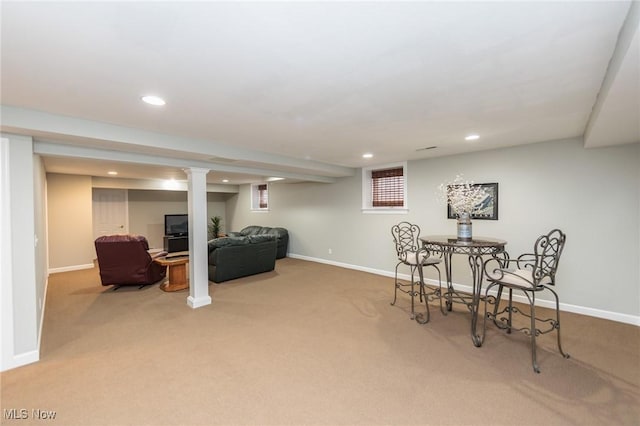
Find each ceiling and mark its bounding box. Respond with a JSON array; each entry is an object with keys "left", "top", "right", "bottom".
[{"left": 1, "top": 1, "right": 638, "bottom": 185}]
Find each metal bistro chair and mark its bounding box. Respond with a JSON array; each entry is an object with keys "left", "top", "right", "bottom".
[
  {"left": 391, "top": 222, "right": 444, "bottom": 323},
  {"left": 482, "top": 229, "right": 570, "bottom": 373}
]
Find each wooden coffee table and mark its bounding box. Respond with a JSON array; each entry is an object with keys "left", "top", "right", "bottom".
[{"left": 154, "top": 256, "right": 189, "bottom": 292}]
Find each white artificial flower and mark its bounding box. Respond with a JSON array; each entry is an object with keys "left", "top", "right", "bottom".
[{"left": 438, "top": 174, "right": 488, "bottom": 218}]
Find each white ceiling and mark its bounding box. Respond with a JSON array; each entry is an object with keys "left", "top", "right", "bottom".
[{"left": 1, "top": 1, "right": 638, "bottom": 184}]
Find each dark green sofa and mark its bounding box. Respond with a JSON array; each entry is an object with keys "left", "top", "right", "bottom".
[
  {"left": 207, "top": 235, "right": 277, "bottom": 283},
  {"left": 227, "top": 226, "right": 289, "bottom": 259}
]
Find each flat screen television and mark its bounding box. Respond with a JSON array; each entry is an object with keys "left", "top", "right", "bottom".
[{"left": 164, "top": 214, "right": 188, "bottom": 236}]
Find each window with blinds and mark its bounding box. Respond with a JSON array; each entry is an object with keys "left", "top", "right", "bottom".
[
  {"left": 361, "top": 162, "right": 408, "bottom": 213},
  {"left": 251, "top": 183, "right": 269, "bottom": 210},
  {"left": 258, "top": 184, "right": 268, "bottom": 209},
  {"left": 371, "top": 167, "right": 404, "bottom": 207}
]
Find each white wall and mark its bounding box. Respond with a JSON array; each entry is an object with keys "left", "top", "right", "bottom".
[
  {"left": 128, "top": 189, "right": 188, "bottom": 249},
  {"left": 47, "top": 173, "right": 94, "bottom": 270},
  {"left": 0, "top": 134, "right": 41, "bottom": 371},
  {"left": 33, "top": 155, "right": 48, "bottom": 337},
  {"left": 128, "top": 189, "right": 230, "bottom": 249},
  {"left": 228, "top": 138, "right": 640, "bottom": 322},
  {"left": 46, "top": 179, "right": 232, "bottom": 269}
]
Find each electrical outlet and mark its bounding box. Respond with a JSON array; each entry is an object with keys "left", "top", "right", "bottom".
[{"left": 328, "top": 248, "right": 332, "bottom": 254}]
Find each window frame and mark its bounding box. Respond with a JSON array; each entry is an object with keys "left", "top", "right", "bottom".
[{"left": 361, "top": 161, "right": 408, "bottom": 214}]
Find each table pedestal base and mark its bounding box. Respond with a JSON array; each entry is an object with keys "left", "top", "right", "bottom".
[{"left": 155, "top": 257, "right": 189, "bottom": 292}]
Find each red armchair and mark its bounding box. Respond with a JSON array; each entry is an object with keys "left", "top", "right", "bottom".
[{"left": 94, "top": 234, "right": 167, "bottom": 289}]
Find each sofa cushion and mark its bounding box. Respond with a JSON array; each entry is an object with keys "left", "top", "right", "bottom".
[
  {"left": 207, "top": 236, "right": 250, "bottom": 251},
  {"left": 247, "top": 234, "right": 275, "bottom": 244},
  {"left": 269, "top": 227, "right": 288, "bottom": 238},
  {"left": 208, "top": 238, "right": 277, "bottom": 283},
  {"left": 239, "top": 225, "right": 264, "bottom": 236},
  {"left": 227, "top": 226, "right": 289, "bottom": 259},
  {"left": 257, "top": 227, "right": 273, "bottom": 235}
]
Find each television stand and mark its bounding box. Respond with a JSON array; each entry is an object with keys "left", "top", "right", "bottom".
[{"left": 164, "top": 235, "right": 188, "bottom": 254}]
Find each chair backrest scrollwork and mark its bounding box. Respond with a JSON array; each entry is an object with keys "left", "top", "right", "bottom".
[
  {"left": 391, "top": 222, "right": 421, "bottom": 261},
  {"left": 531, "top": 229, "right": 566, "bottom": 286}
]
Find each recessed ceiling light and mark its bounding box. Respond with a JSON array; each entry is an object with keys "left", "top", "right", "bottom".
[
  {"left": 141, "top": 95, "right": 166, "bottom": 106},
  {"left": 107, "top": 171, "right": 118, "bottom": 175},
  {"left": 267, "top": 177, "right": 284, "bottom": 182},
  {"left": 222, "top": 179, "right": 229, "bottom": 183},
  {"left": 465, "top": 134, "right": 480, "bottom": 141},
  {"left": 362, "top": 153, "right": 373, "bottom": 159}
]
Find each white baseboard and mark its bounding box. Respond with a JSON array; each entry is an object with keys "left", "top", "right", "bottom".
[
  {"left": 289, "top": 253, "right": 395, "bottom": 278},
  {"left": 48, "top": 263, "right": 94, "bottom": 274},
  {"left": 1, "top": 349, "right": 39, "bottom": 372},
  {"left": 288, "top": 253, "right": 640, "bottom": 326}
]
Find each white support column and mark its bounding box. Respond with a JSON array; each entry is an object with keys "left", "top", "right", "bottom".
[
  {"left": 1, "top": 134, "right": 39, "bottom": 371},
  {"left": 0, "top": 137, "right": 14, "bottom": 371},
  {"left": 184, "top": 168, "right": 211, "bottom": 309}
]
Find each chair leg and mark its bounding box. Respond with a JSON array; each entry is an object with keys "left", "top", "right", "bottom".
[
  {"left": 492, "top": 284, "right": 504, "bottom": 328},
  {"left": 547, "top": 286, "right": 570, "bottom": 360},
  {"left": 434, "top": 265, "right": 446, "bottom": 316},
  {"left": 390, "top": 261, "right": 435, "bottom": 323},
  {"left": 528, "top": 292, "right": 540, "bottom": 374},
  {"left": 409, "top": 265, "right": 416, "bottom": 319},
  {"left": 481, "top": 282, "right": 498, "bottom": 346},
  {"left": 416, "top": 264, "right": 430, "bottom": 324},
  {"left": 391, "top": 263, "right": 401, "bottom": 306},
  {"left": 487, "top": 284, "right": 569, "bottom": 373},
  {"left": 507, "top": 287, "right": 514, "bottom": 334}
]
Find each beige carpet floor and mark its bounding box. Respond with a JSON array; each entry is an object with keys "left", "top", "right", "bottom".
[{"left": 1, "top": 257, "right": 639, "bottom": 425}]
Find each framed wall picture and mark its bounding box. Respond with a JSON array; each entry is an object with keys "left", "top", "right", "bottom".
[{"left": 447, "top": 183, "right": 499, "bottom": 220}]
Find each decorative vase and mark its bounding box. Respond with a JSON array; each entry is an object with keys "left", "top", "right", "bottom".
[{"left": 457, "top": 212, "right": 472, "bottom": 241}]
